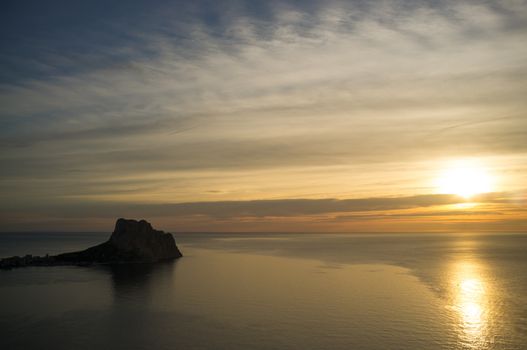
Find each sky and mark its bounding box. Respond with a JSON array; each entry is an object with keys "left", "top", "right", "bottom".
[{"left": 1, "top": 0, "right": 526, "bottom": 232}]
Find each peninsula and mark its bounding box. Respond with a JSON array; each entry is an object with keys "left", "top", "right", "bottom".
[{"left": 0, "top": 218, "right": 183, "bottom": 269}]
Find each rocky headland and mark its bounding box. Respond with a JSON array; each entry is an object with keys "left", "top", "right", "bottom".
[{"left": 0, "top": 218, "right": 182, "bottom": 269}]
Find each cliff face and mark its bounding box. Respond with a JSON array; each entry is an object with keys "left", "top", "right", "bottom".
[
  {"left": 1, "top": 219, "right": 182, "bottom": 269},
  {"left": 109, "top": 218, "right": 182, "bottom": 261}
]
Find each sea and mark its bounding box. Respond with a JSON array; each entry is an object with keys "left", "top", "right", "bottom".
[{"left": 0, "top": 232, "right": 526, "bottom": 350}]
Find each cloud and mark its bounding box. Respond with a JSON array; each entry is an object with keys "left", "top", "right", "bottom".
[
  {"left": 2, "top": 191, "right": 521, "bottom": 232},
  {"left": 1, "top": 1, "right": 527, "bottom": 230},
  {"left": 3, "top": 192, "right": 505, "bottom": 219}
]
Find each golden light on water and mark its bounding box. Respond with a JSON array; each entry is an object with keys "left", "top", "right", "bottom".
[
  {"left": 436, "top": 160, "right": 494, "bottom": 199},
  {"left": 459, "top": 278, "right": 485, "bottom": 332},
  {"left": 452, "top": 259, "right": 491, "bottom": 349}
]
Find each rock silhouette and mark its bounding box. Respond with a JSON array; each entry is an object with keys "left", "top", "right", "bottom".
[{"left": 0, "top": 219, "right": 182, "bottom": 269}]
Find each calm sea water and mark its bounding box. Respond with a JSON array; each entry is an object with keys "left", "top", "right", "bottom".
[{"left": 1, "top": 232, "right": 526, "bottom": 350}]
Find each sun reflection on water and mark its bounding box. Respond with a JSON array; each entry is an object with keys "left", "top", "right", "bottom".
[{"left": 452, "top": 260, "right": 490, "bottom": 349}]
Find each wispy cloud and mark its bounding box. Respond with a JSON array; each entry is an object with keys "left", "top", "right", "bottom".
[
  {"left": 0, "top": 192, "right": 512, "bottom": 219},
  {"left": 1, "top": 0, "right": 527, "bottom": 230}
]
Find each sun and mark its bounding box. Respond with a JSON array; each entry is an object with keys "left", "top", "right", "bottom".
[{"left": 436, "top": 160, "right": 493, "bottom": 199}]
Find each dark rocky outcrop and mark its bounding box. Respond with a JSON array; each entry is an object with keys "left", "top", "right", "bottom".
[{"left": 0, "top": 219, "right": 182, "bottom": 269}]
